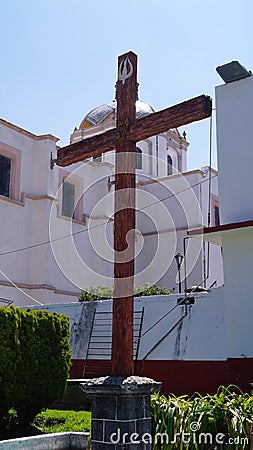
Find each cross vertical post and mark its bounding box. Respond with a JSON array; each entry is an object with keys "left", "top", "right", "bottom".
[
  {"left": 53, "top": 50, "right": 213, "bottom": 381},
  {"left": 111, "top": 51, "right": 138, "bottom": 376}
]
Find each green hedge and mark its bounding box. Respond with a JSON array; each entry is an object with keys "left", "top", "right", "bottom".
[
  {"left": 0, "top": 306, "right": 71, "bottom": 424},
  {"left": 0, "top": 307, "right": 20, "bottom": 419},
  {"left": 79, "top": 283, "right": 171, "bottom": 301}
]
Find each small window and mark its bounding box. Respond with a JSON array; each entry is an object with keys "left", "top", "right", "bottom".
[
  {"left": 0, "top": 155, "right": 11, "bottom": 197},
  {"left": 214, "top": 205, "right": 220, "bottom": 226},
  {"left": 62, "top": 181, "right": 75, "bottom": 218},
  {"left": 136, "top": 147, "right": 142, "bottom": 170},
  {"left": 93, "top": 154, "right": 102, "bottom": 162},
  {"left": 167, "top": 155, "right": 172, "bottom": 176}
]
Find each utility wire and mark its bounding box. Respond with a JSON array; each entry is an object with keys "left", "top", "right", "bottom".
[
  {"left": 0, "top": 173, "right": 217, "bottom": 257},
  {"left": 0, "top": 268, "right": 43, "bottom": 305}
]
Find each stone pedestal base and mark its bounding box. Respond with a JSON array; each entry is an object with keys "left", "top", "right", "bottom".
[{"left": 80, "top": 376, "right": 161, "bottom": 450}]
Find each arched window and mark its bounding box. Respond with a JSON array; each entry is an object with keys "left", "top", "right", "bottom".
[
  {"left": 0, "top": 155, "right": 11, "bottom": 197},
  {"left": 62, "top": 180, "right": 75, "bottom": 218},
  {"left": 214, "top": 205, "right": 220, "bottom": 226},
  {"left": 167, "top": 154, "right": 172, "bottom": 176},
  {"left": 136, "top": 147, "right": 142, "bottom": 170}
]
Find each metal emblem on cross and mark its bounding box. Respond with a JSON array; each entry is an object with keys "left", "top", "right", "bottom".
[{"left": 118, "top": 56, "right": 134, "bottom": 85}]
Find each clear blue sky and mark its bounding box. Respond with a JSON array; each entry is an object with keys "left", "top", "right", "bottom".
[{"left": 0, "top": 0, "right": 252, "bottom": 170}]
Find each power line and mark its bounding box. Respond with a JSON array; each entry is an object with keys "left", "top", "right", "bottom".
[
  {"left": 0, "top": 173, "right": 217, "bottom": 257},
  {"left": 0, "top": 268, "right": 43, "bottom": 305}
]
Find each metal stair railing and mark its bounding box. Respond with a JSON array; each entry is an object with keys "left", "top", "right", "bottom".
[
  {"left": 0, "top": 297, "right": 13, "bottom": 306},
  {"left": 83, "top": 307, "right": 145, "bottom": 377}
]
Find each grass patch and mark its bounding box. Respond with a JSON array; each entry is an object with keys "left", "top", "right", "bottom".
[{"left": 32, "top": 409, "right": 91, "bottom": 434}]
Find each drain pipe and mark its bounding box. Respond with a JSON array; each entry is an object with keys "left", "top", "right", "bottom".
[
  {"left": 183, "top": 236, "right": 190, "bottom": 293},
  {"left": 156, "top": 136, "right": 159, "bottom": 177}
]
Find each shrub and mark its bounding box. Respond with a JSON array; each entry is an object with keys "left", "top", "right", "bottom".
[
  {"left": 134, "top": 283, "right": 171, "bottom": 297},
  {"left": 0, "top": 306, "right": 71, "bottom": 425},
  {"left": 79, "top": 283, "right": 170, "bottom": 301},
  {"left": 79, "top": 286, "right": 114, "bottom": 302},
  {"left": 151, "top": 386, "right": 253, "bottom": 449},
  {"left": 0, "top": 307, "right": 20, "bottom": 419}
]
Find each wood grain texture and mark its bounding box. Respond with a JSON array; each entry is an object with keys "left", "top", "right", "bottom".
[
  {"left": 54, "top": 95, "right": 212, "bottom": 167},
  {"left": 111, "top": 51, "right": 137, "bottom": 376}
]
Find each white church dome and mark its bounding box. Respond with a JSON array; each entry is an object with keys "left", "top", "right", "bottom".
[{"left": 79, "top": 100, "right": 155, "bottom": 129}]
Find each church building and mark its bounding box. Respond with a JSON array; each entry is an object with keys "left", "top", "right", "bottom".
[{"left": 0, "top": 99, "right": 222, "bottom": 306}]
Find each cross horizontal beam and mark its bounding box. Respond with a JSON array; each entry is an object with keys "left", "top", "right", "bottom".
[{"left": 54, "top": 94, "right": 212, "bottom": 167}]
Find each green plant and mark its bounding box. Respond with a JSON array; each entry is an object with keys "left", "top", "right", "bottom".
[
  {"left": 0, "top": 306, "right": 71, "bottom": 425},
  {"left": 79, "top": 286, "right": 114, "bottom": 302},
  {"left": 78, "top": 283, "right": 170, "bottom": 301},
  {"left": 151, "top": 386, "right": 253, "bottom": 449},
  {"left": 15, "top": 309, "right": 71, "bottom": 424},
  {"left": 0, "top": 308, "right": 20, "bottom": 420},
  {"left": 134, "top": 283, "right": 171, "bottom": 297}
]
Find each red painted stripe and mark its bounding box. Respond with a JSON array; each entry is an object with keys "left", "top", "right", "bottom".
[{"left": 70, "top": 358, "right": 253, "bottom": 395}]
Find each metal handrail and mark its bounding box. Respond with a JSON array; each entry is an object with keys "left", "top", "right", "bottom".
[
  {"left": 0, "top": 297, "right": 13, "bottom": 306},
  {"left": 134, "top": 307, "right": 145, "bottom": 373},
  {"left": 142, "top": 309, "right": 188, "bottom": 360}
]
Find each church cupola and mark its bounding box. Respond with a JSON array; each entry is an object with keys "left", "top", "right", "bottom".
[{"left": 70, "top": 100, "right": 189, "bottom": 177}]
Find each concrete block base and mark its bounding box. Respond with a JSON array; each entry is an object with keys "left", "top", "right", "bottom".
[{"left": 80, "top": 376, "right": 161, "bottom": 450}]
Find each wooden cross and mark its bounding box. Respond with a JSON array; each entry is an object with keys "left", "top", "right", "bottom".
[{"left": 53, "top": 51, "right": 212, "bottom": 376}]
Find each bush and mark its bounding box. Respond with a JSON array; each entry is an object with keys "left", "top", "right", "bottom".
[
  {"left": 151, "top": 386, "right": 253, "bottom": 449},
  {"left": 134, "top": 283, "right": 171, "bottom": 297},
  {"left": 79, "top": 283, "right": 170, "bottom": 301},
  {"left": 79, "top": 286, "right": 114, "bottom": 302},
  {"left": 0, "top": 306, "right": 71, "bottom": 425},
  {"left": 0, "top": 308, "right": 20, "bottom": 419}
]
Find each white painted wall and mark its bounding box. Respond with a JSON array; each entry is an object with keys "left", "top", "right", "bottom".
[
  {"left": 0, "top": 114, "right": 223, "bottom": 306},
  {"left": 28, "top": 288, "right": 226, "bottom": 361},
  {"left": 216, "top": 76, "right": 253, "bottom": 225},
  {"left": 214, "top": 74, "right": 253, "bottom": 358},
  {"left": 222, "top": 228, "right": 253, "bottom": 357}
]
